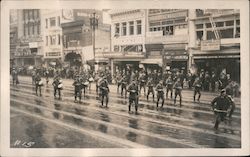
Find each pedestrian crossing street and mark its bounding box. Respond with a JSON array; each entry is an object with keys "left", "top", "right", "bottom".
[{"left": 10, "top": 76, "right": 241, "bottom": 148}]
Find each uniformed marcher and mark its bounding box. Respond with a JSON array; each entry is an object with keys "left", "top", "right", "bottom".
[
  {"left": 99, "top": 76, "right": 110, "bottom": 107},
  {"left": 11, "top": 68, "right": 19, "bottom": 86},
  {"left": 138, "top": 72, "right": 147, "bottom": 95},
  {"left": 52, "top": 76, "right": 63, "bottom": 99},
  {"left": 127, "top": 80, "right": 139, "bottom": 114},
  {"left": 121, "top": 75, "right": 129, "bottom": 98},
  {"left": 44, "top": 69, "right": 49, "bottom": 85},
  {"left": 165, "top": 76, "right": 174, "bottom": 99},
  {"left": 211, "top": 89, "right": 234, "bottom": 130},
  {"left": 146, "top": 78, "right": 155, "bottom": 102},
  {"left": 35, "top": 72, "right": 43, "bottom": 96},
  {"left": 173, "top": 78, "right": 182, "bottom": 106},
  {"left": 193, "top": 77, "right": 202, "bottom": 102},
  {"left": 155, "top": 80, "right": 164, "bottom": 108},
  {"left": 73, "top": 75, "right": 82, "bottom": 103}
]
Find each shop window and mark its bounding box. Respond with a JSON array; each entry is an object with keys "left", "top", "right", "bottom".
[
  {"left": 129, "top": 21, "right": 134, "bottom": 35},
  {"left": 196, "top": 31, "right": 203, "bottom": 40},
  {"left": 196, "top": 24, "right": 203, "bottom": 29},
  {"left": 225, "top": 20, "right": 234, "bottom": 26},
  {"left": 220, "top": 29, "right": 233, "bottom": 38},
  {"left": 50, "top": 17, "right": 56, "bottom": 27},
  {"left": 122, "top": 22, "right": 126, "bottom": 36},
  {"left": 136, "top": 20, "right": 142, "bottom": 35}
]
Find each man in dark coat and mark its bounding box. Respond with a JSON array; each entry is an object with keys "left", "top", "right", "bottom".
[
  {"left": 127, "top": 80, "right": 139, "bottom": 114},
  {"left": 99, "top": 76, "right": 110, "bottom": 107}
]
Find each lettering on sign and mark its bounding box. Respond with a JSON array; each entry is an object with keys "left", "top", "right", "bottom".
[{"left": 201, "top": 40, "right": 220, "bottom": 51}]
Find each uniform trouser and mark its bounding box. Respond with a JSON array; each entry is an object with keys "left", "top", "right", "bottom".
[
  {"left": 147, "top": 89, "right": 154, "bottom": 101},
  {"left": 157, "top": 93, "right": 164, "bottom": 107},
  {"left": 35, "top": 85, "right": 42, "bottom": 95},
  {"left": 121, "top": 84, "right": 127, "bottom": 97},
  {"left": 139, "top": 83, "right": 146, "bottom": 95},
  {"left": 228, "top": 102, "right": 235, "bottom": 118},
  {"left": 54, "top": 88, "right": 61, "bottom": 98},
  {"left": 101, "top": 93, "right": 109, "bottom": 106},
  {"left": 96, "top": 84, "right": 99, "bottom": 94},
  {"left": 211, "top": 82, "right": 215, "bottom": 92},
  {"left": 174, "top": 90, "right": 182, "bottom": 105},
  {"left": 75, "top": 90, "right": 82, "bottom": 101},
  {"left": 214, "top": 112, "right": 227, "bottom": 129},
  {"left": 166, "top": 87, "right": 173, "bottom": 98},
  {"left": 129, "top": 97, "right": 138, "bottom": 112},
  {"left": 194, "top": 88, "right": 201, "bottom": 101},
  {"left": 117, "top": 82, "right": 121, "bottom": 92}
]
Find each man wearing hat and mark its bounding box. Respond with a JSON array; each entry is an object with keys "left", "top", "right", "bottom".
[
  {"left": 211, "top": 89, "right": 234, "bottom": 130},
  {"left": 99, "top": 76, "right": 110, "bottom": 107},
  {"left": 127, "top": 80, "right": 139, "bottom": 114},
  {"left": 193, "top": 77, "right": 202, "bottom": 102},
  {"left": 11, "top": 68, "right": 19, "bottom": 86},
  {"left": 173, "top": 78, "right": 183, "bottom": 106},
  {"left": 35, "top": 72, "right": 43, "bottom": 96},
  {"left": 165, "top": 76, "right": 174, "bottom": 99},
  {"left": 146, "top": 78, "right": 155, "bottom": 102},
  {"left": 155, "top": 80, "right": 165, "bottom": 108}
]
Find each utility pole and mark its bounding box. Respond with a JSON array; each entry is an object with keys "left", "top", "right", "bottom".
[{"left": 90, "top": 11, "right": 98, "bottom": 72}]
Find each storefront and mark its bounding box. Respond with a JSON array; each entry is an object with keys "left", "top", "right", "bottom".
[{"left": 193, "top": 53, "right": 240, "bottom": 82}]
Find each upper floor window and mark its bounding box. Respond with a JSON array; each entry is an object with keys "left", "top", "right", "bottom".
[
  {"left": 136, "top": 20, "right": 142, "bottom": 35},
  {"left": 45, "top": 19, "right": 48, "bottom": 28},
  {"left": 58, "top": 16, "right": 61, "bottom": 26},
  {"left": 122, "top": 22, "right": 127, "bottom": 36},
  {"left": 50, "top": 17, "right": 56, "bottom": 27},
  {"left": 115, "top": 23, "right": 120, "bottom": 36},
  {"left": 129, "top": 21, "right": 134, "bottom": 35}
]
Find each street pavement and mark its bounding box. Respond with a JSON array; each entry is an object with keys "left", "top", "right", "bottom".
[{"left": 10, "top": 76, "right": 241, "bottom": 148}]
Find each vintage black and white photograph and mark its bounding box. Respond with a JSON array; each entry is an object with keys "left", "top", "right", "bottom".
[{"left": 1, "top": 0, "right": 250, "bottom": 156}]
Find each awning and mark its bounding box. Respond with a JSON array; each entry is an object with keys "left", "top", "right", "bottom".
[{"left": 140, "top": 58, "right": 162, "bottom": 65}]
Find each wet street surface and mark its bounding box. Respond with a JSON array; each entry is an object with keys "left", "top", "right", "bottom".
[{"left": 10, "top": 76, "right": 241, "bottom": 148}]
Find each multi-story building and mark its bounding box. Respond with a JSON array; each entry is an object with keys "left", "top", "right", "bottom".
[
  {"left": 15, "top": 9, "right": 44, "bottom": 67},
  {"left": 107, "top": 9, "right": 146, "bottom": 74},
  {"left": 42, "top": 10, "right": 63, "bottom": 68},
  {"left": 145, "top": 9, "right": 189, "bottom": 72},
  {"left": 10, "top": 10, "right": 18, "bottom": 68},
  {"left": 189, "top": 9, "right": 240, "bottom": 82},
  {"left": 61, "top": 9, "right": 110, "bottom": 69}
]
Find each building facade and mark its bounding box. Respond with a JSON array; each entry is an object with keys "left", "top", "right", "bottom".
[
  {"left": 189, "top": 9, "right": 240, "bottom": 82},
  {"left": 107, "top": 9, "right": 146, "bottom": 74},
  {"left": 145, "top": 9, "right": 189, "bottom": 72},
  {"left": 61, "top": 9, "right": 111, "bottom": 69},
  {"left": 10, "top": 10, "right": 18, "bottom": 69},
  {"left": 42, "top": 10, "right": 63, "bottom": 68},
  {"left": 15, "top": 9, "right": 44, "bottom": 67}
]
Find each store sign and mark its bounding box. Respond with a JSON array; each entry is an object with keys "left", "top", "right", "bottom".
[
  {"left": 201, "top": 40, "right": 220, "bottom": 51},
  {"left": 164, "top": 55, "right": 188, "bottom": 60},
  {"left": 148, "top": 11, "right": 188, "bottom": 21}
]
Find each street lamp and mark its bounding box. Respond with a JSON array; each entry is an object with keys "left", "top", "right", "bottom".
[{"left": 89, "top": 12, "right": 99, "bottom": 71}]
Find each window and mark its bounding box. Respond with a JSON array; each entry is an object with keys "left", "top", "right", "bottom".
[
  {"left": 196, "top": 24, "right": 203, "bottom": 29},
  {"left": 122, "top": 22, "right": 127, "bottom": 36},
  {"left": 24, "top": 24, "right": 26, "bottom": 36},
  {"left": 206, "top": 23, "right": 212, "bottom": 28},
  {"left": 129, "top": 21, "right": 134, "bottom": 35},
  {"left": 34, "top": 10, "right": 38, "bottom": 19},
  {"left": 37, "top": 22, "right": 40, "bottom": 34},
  {"left": 28, "top": 24, "right": 30, "bottom": 35},
  {"left": 236, "top": 20, "right": 240, "bottom": 26},
  {"left": 136, "top": 20, "right": 142, "bottom": 35},
  {"left": 58, "top": 16, "right": 60, "bottom": 26},
  {"left": 50, "top": 17, "right": 56, "bottom": 27},
  {"left": 225, "top": 20, "right": 234, "bottom": 26},
  {"left": 235, "top": 27, "right": 240, "bottom": 38},
  {"left": 220, "top": 29, "right": 234, "bottom": 38},
  {"left": 215, "top": 22, "right": 224, "bottom": 27},
  {"left": 34, "top": 24, "right": 37, "bottom": 35},
  {"left": 58, "top": 34, "right": 61, "bottom": 45},
  {"left": 115, "top": 23, "right": 120, "bottom": 36},
  {"left": 45, "top": 19, "right": 48, "bottom": 28},
  {"left": 50, "top": 35, "right": 56, "bottom": 45},
  {"left": 25, "top": 11, "right": 28, "bottom": 21},
  {"left": 207, "top": 31, "right": 216, "bottom": 40},
  {"left": 114, "top": 45, "right": 119, "bottom": 52},
  {"left": 196, "top": 31, "right": 203, "bottom": 40},
  {"left": 46, "top": 36, "right": 48, "bottom": 46},
  {"left": 32, "top": 23, "right": 35, "bottom": 34}
]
